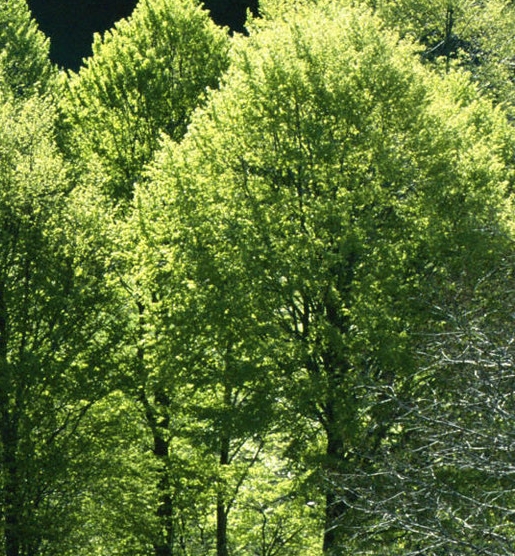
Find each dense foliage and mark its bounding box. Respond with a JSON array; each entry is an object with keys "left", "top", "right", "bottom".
[
  {"left": 61, "top": 0, "right": 230, "bottom": 200},
  {"left": 1, "top": 0, "right": 515, "bottom": 554}
]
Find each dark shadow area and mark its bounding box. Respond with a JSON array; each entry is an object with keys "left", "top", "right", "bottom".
[
  {"left": 203, "top": 0, "right": 258, "bottom": 32},
  {"left": 27, "top": 0, "right": 259, "bottom": 71},
  {"left": 27, "top": 0, "right": 139, "bottom": 70}
]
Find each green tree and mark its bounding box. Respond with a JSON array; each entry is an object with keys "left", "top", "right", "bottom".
[
  {"left": 121, "top": 181, "right": 284, "bottom": 554},
  {"left": 139, "top": 1, "right": 513, "bottom": 553},
  {"left": 0, "top": 0, "right": 55, "bottom": 98},
  {"left": 366, "top": 0, "right": 515, "bottom": 111},
  {"left": 0, "top": 89, "right": 123, "bottom": 556},
  {"left": 61, "top": 0, "right": 230, "bottom": 201},
  {"left": 57, "top": 2, "right": 232, "bottom": 551}
]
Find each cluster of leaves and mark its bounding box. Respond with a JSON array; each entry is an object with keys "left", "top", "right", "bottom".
[
  {"left": 0, "top": 0, "right": 54, "bottom": 98},
  {"left": 1, "top": 0, "right": 515, "bottom": 555},
  {"left": 0, "top": 55, "right": 123, "bottom": 556},
  {"left": 61, "top": 0, "right": 230, "bottom": 200}
]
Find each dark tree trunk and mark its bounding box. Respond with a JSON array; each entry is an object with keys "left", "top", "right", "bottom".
[
  {"left": 153, "top": 424, "right": 173, "bottom": 556},
  {"left": 319, "top": 260, "right": 357, "bottom": 554},
  {"left": 216, "top": 490, "right": 229, "bottom": 556},
  {"left": 321, "top": 402, "right": 351, "bottom": 556},
  {"left": 216, "top": 387, "right": 231, "bottom": 556},
  {"left": 136, "top": 302, "right": 174, "bottom": 556},
  {"left": 140, "top": 389, "right": 173, "bottom": 556}
]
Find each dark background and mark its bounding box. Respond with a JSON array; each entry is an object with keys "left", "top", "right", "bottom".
[{"left": 27, "top": 0, "right": 259, "bottom": 70}]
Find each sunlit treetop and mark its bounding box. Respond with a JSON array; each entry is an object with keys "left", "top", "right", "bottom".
[
  {"left": 62, "top": 0, "right": 230, "bottom": 201},
  {"left": 0, "top": 0, "right": 54, "bottom": 98}
]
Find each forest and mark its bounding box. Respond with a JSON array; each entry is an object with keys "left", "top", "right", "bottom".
[{"left": 1, "top": 0, "right": 515, "bottom": 554}]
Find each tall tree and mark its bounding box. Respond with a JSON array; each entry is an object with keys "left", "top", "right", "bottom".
[
  {"left": 0, "top": 86, "right": 123, "bottom": 555},
  {"left": 139, "top": 1, "right": 513, "bottom": 553},
  {"left": 61, "top": 0, "right": 230, "bottom": 201},
  {"left": 124, "top": 170, "right": 282, "bottom": 554},
  {"left": 0, "top": 4, "right": 138, "bottom": 554},
  {"left": 61, "top": 0, "right": 231, "bottom": 552}
]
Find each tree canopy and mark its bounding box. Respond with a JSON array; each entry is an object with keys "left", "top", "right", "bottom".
[
  {"left": 135, "top": 1, "right": 514, "bottom": 552},
  {"left": 1, "top": 0, "right": 515, "bottom": 554},
  {"left": 0, "top": 0, "right": 54, "bottom": 97},
  {"left": 61, "top": 0, "right": 230, "bottom": 200}
]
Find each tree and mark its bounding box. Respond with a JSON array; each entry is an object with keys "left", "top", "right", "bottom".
[
  {"left": 0, "top": 0, "right": 55, "bottom": 98},
  {"left": 138, "top": 1, "right": 513, "bottom": 553},
  {"left": 58, "top": 3, "right": 232, "bottom": 552},
  {"left": 60, "top": 0, "right": 230, "bottom": 200},
  {"left": 0, "top": 88, "right": 123, "bottom": 556},
  {"left": 125, "top": 172, "right": 286, "bottom": 554},
  {"left": 366, "top": 0, "right": 515, "bottom": 112},
  {"left": 331, "top": 270, "right": 515, "bottom": 554}
]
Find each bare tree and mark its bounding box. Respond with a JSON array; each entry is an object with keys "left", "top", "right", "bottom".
[{"left": 329, "top": 275, "right": 515, "bottom": 555}]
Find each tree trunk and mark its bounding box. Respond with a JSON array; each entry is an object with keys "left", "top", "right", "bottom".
[
  {"left": 216, "top": 489, "right": 229, "bottom": 556},
  {"left": 153, "top": 431, "right": 173, "bottom": 556},
  {"left": 140, "top": 389, "right": 173, "bottom": 556},
  {"left": 216, "top": 392, "right": 231, "bottom": 556},
  {"left": 321, "top": 405, "right": 350, "bottom": 556},
  {"left": 136, "top": 302, "right": 174, "bottom": 556},
  {"left": 319, "top": 270, "right": 356, "bottom": 554}
]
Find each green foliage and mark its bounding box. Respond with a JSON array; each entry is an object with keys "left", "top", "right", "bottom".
[
  {"left": 139, "top": 1, "right": 513, "bottom": 552},
  {"left": 0, "top": 89, "right": 125, "bottom": 554},
  {"left": 2, "top": 0, "right": 515, "bottom": 553},
  {"left": 0, "top": 0, "right": 54, "bottom": 97},
  {"left": 61, "top": 0, "right": 230, "bottom": 200},
  {"left": 367, "top": 0, "right": 515, "bottom": 111},
  {"left": 122, "top": 159, "right": 286, "bottom": 553},
  {"left": 58, "top": 391, "right": 161, "bottom": 556},
  {"left": 231, "top": 434, "right": 323, "bottom": 555}
]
